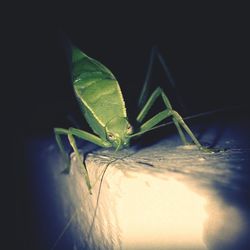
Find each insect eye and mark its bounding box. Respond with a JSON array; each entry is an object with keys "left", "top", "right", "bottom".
[
  {"left": 127, "top": 124, "right": 133, "bottom": 134},
  {"left": 107, "top": 132, "right": 115, "bottom": 140}
]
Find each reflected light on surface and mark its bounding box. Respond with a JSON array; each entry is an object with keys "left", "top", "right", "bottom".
[
  {"left": 112, "top": 173, "right": 208, "bottom": 250},
  {"left": 32, "top": 115, "right": 250, "bottom": 249},
  {"left": 45, "top": 139, "right": 250, "bottom": 250}
]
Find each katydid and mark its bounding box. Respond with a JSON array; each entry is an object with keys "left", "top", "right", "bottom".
[{"left": 54, "top": 45, "right": 206, "bottom": 194}]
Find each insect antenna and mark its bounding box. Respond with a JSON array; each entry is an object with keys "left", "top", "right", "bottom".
[
  {"left": 86, "top": 160, "right": 112, "bottom": 240},
  {"left": 87, "top": 151, "right": 137, "bottom": 241},
  {"left": 50, "top": 209, "right": 77, "bottom": 250}
]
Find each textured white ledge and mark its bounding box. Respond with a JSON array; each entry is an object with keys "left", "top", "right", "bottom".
[
  {"left": 71, "top": 146, "right": 208, "bottom": 250},
  {"left": 50, "top": 132, "right": 249, "bottom": 250}
]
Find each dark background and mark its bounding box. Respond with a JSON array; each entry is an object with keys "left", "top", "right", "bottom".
[
  {"left": 15, "top": 2, "right": 249, "bottom": 137},
  {"left": 13, "top": 2, "right": 249, "bottom": 250}
]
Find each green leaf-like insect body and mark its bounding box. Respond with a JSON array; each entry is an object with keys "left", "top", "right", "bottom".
[
  {"left": 72, "top": 47, "right": 131, "bottom": 149},
  {"left": 54, "top": 45, "right": 205, "bottom": 193}
]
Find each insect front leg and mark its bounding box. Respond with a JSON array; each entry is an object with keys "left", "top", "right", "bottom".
[
  {"left": 67, "top": 133, "right": 92, "bottom": 193},
  {"left": 54, "top": 127, "right": 111, "bottom": 194},
  {"left": 54, "top": 128, "right": 71, "bottom": 173}
]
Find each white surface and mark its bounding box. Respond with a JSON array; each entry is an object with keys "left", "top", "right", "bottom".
[{"left": 48, "top": 129, "right": 249, "bottom": 250}]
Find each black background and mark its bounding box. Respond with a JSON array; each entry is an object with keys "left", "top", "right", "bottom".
[
  {"left": 14, "top": 2, "right": 249, "bottom": 137},
  {"left": 12, "top": 2, "right": 249, "bottom": 250}
]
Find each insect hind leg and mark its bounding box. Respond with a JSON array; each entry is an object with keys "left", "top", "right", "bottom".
[
  {"left": 170, "top": 110, "right": 202, "bottom": 148},
  {"left": 138, "top": 46, "right": 185, "bottom": 113},
  {"left": 136, "top": 87, "right": 214, "bottom": 151}
]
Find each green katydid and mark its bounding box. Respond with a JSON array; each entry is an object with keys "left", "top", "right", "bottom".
[{"left": 54, "top": 45, "right": 207, "bottom": 194}]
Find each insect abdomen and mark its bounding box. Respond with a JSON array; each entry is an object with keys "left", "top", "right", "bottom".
[{"left": 72, "top": 46, "right": 127, "bottom": 132}]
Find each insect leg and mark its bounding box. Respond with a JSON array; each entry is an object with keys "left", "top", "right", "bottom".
[
  {"left": 139, "top": 109, "right": 173, "bottom": 132},
  {"left": 137, "top": 87, "right": 188, "bottom": 145},
  {"left": 134, "top": 108, "right": 203, "bottom": 149},
  {"left": 169, "top": 110, "right": 202, "bottom": 148},
  {"left": 54, "top": 128, "right": 71, "bottom": 172},
  {"left": 138, "top": 46, "right": 155, "bottom": 109},
  {"left": 54, "top": 127, "right": 110, "bottom": 193},
  {"left": 68, "top": 127, "right": 111, "bottom": 148},
  {"left": 138, "top": 46, "right": 184, "bottom": 112},
  {"left": 67, "top": 133, "right": 92, "bottom": 194}
]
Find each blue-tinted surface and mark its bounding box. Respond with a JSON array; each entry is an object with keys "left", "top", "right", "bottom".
[{"left": 20, "top": 110, "right": 250, "bottom": 250}]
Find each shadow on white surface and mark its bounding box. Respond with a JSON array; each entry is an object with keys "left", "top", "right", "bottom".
[{"left": 25, "top": 112, "right": 250, "bottom": 250}]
